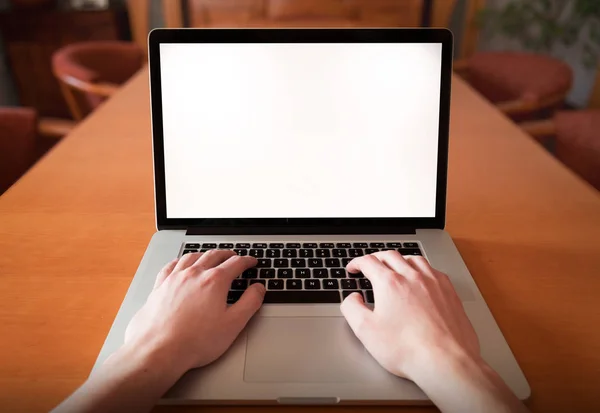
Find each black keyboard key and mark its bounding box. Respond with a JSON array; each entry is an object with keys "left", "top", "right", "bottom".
[
  {"left": 323, "top": 279, "right": 339, "bottom": 289},
  {"left": 305, "top": 279, "right": 320, "bottom": 289},
  {"left": 398, "top": 248, "right": 422, "bottom": 256},
  {"left": 341, "top": 279, "right": 357, "bottom": 289},
  {"left": 359, "top": 279, "right": 372, "bottom": 289},
  {"left": 404, "top": 242, "right": 419, "bottom": 248},
  {"left": 250, "top": 279, "right": 266, "bottom": 286},
  {"left": 266, "top": 249, "right": 281, "bottom": 258},
  {"left": 348, "top": 249, "right": 363, "bottom": 257},
  {"left": 256, "top": 259, "right": 271, "bottom": 268},
  {"left": 219, "top": 243, "right": 234, "bottom": 249},
  {"left": 286, "top": 279, "right": 303, "bottom": 289},
  {"left": 316, "top": 249, "right": 330, "bottom": 258},
  {"left": 365, "top": 248, "right": 379, "bottom": 254},
  {"left": 202, "top": 243, "right": 217, "bottom": 249},
  {"left": 227, "top": 290, "right": 243, "bottom": 304},
  {"left": 268, "top": 279, "right": 284, "bottom": 289},
  {"left": 299, "top": 249, "right": 314, "bottom": 258},
  {"left": 185, "top": 243, "right": 200, "bottom": 249},
  {"left": 370, "top": 242, "right": 385, "bottom": 248},
  {"left": 336, "top": 243, "right": 351, "bottom": 248},
  {"left": 263, "top": 291, "right": 341, "bottom": 304},
  {"left": 303, "top": 243, "right": 318, "bottom": 248},
  {"left": 231, "top": 279, "right": 248, "bottom": 290},
  {"left": 291, "top": 259, "right": 306, "bottom": 267},
  {"left": 274, "top": 259, "right": 288, "bottom": 268},
  {"left": 348, "top": 271, "right": 364, "bottom": 278},
  {"left": 382, "top": 248, "right": 396, "bottom": 251},
  {"left": 342, "top": 258, "right": 352, "bottom": 267},
  {"left": 332, "top": 249, "right": 347, "bottom": 257},
  {"left": 286, "top": 243, "right": 301, "bottom": 248},
  {"left": 234, "top": 249, "right": 248, "bottom": 256},
  {"left": 283, "top": 249, "right": 297, "bottom": 258},
  {"left": 325, "top": 258, "right": 340, "bottom": 267},
  {"left": 365, "top": 290, "right": 375, "bottom": 303},
  {"left": 295, "top": 268, "right": 311, "bottom": 278},
  {"left": 319, "top": 243, "right": 334, "bottom": 248},
  {"left": 269, "top": 243, "right": 284, "bottom": 248},
  {"left": 342, "top": 290, "right": 363, "bottom": 300},
  {"left": 387, "top": 242, "right": 403, "bottom": 248},
  {"left": 235, "top": 243, "right": 250, "bottom": 248},
  {"left": 249, "top": 249, "right": 264, "bottom": 258},
  {"left": 308, "top": 258, "right": 324, "bottom": 268},
  {"left": 260, "top": 269, "right": 276, "bottom": 278},
  {"left": 313, "top": 268, "right": 328, "bottom": 278},
  {"left": 278, "top": 268, "right": 293, "bottom": 278},
  {"left": 353, "top": 242, "right": 368, "bottom": 248},
  {"left": 182, "top": 250, "right": 196, "bottom": 255},
  {"left": 252, "top": 243, "right": 267, "bottom": 248},
  {"left": 242, "top": 268, "right": 258, "bottom": 279},
  {"left": 200, "top": 249, "right": 208, "bottom": 253},
  {"left": 330, "top": 268, "right": 346, "bottom": 278}
]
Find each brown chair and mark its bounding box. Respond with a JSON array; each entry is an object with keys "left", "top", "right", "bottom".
[
  {"left": 454, "top": 52, "right": 573, "bottom": 119},
  {"left": 521, "top": 110, "right": 600, "bottom": 191},
  {"left": 0, "top": 107, "right": 72, "bottom": 195},
  {"left": 52, "top": 41, "right": 144, "bottom": 120}
]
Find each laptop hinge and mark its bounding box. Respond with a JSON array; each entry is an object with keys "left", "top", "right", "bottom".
[{"left": 185, "top": 226, "right": 417, "bottom": 236}]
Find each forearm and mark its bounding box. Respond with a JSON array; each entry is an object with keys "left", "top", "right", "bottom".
[
  {"left": 52, "top": 343, "right": 183, "bottom": 413},
  {"left": 412, "top": 346, "right": 528, "bottom": 413}
]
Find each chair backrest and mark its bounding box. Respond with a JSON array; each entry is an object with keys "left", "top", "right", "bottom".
[{"left": 52, "top": 41, "right": 144, "bottom": 120}]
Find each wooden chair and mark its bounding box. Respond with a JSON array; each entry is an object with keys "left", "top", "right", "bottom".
[
  {"left": 52, "top": 41, "right": 144, "bottom": 120},
  {"left": 0, "top": 107, "right": 73, "bottom": 195},
  {"left": 521, "top": 110, "right": 600, "bottom": 191},
  {"left": 454, "top": 52, "right": 573, "bottom": 119}
]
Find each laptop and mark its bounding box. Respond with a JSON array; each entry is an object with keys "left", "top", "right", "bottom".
[{"left": 92, "top": 28, "right": 530, "bottom": 405}]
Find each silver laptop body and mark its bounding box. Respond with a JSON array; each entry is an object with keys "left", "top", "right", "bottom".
[{"left": 92, "top": 28, "right": 530, "bottom": 405}]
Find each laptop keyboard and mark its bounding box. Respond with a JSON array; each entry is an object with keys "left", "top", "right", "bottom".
[{"left": 180, "top": 242, "right": 423, "bottom": 304}]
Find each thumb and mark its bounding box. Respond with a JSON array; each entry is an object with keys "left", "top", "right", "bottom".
[
  {"left": 227, "top": 283, "right": 266, "bottom": 330},
  {"left": 340, "top": 292, "right": 373, "bottom": 342}
]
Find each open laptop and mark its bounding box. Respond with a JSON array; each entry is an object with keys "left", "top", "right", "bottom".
[{"left": 92, "top": 28, "right": 530, "bottom": 405}]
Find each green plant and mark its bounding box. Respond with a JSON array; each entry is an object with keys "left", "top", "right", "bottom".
[{"left": 479, "top": 0, "right": 600, "bottom": 68}]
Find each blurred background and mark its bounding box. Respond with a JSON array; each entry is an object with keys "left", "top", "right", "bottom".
[{"left": 1, "top": 0, "right": 599, "bottom": 195}]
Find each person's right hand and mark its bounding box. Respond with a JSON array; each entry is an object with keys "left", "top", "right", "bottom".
[{"left": 340, "top": 251, "right": 480, "bottom": 381}]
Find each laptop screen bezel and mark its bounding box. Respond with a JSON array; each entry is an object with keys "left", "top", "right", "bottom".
[{"left": 149, "top": 28, "right": 453, "bottom": 233}]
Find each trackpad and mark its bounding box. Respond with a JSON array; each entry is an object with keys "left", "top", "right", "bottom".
[{"left": 244, "top": 317, "right": 385, "bottom": 383}]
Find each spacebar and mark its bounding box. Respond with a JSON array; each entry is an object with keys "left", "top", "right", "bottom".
[{"left": 263, "top": 291, "right": 341, "bottom": 304}]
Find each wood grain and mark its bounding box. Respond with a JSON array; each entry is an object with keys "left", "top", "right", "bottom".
[{"left": 0, "top": 68, "right": 599, "bottom": 413}]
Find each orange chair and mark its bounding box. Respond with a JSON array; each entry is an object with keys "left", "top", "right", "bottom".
[
  {"left": 52, "top": 41, "right": 144, "bottom": 120},
  {"left": 455, "top": 52, "right": 573, "bottom": 119},
  {"left": 521, "top": 110, "right": 600, "bottom": 191}
]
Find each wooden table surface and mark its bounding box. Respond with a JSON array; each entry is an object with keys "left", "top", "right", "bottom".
[{"left": 1, "top": 68, "right": 599, "bottom": 413}]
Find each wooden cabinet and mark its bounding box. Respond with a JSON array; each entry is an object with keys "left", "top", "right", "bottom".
[
  {"left": 188, "top": 0, "right": 429, "bottom": 28},
  {"left": 0, "top": 7, "right": 130, "bottom": 118}
]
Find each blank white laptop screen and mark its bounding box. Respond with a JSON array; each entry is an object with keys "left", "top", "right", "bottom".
[{"left": 159, "top": 43, "right": 442, "bottom": 218}]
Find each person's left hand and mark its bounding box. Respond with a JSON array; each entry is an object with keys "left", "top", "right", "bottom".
[{"left": 122, "top": 250, "right": 265, "bottom": 375}]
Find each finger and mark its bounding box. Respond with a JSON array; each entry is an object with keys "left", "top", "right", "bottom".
[
  {"left": 371, "top": 250, "right": 416, "bottom": 276},
  {"left": 216, "top": 255, "right": 258, "bottom": 284},
  {"left": 153, "top": 258, "right": 178, "bottom": 290},
  {"left": 190, "top": 249, "right": 237, "bottom": 271},
  {"left": 346, "top": 254, "right": 398, "bottom": 291},
  {"left": 340, "top": 292, "right": 374, "bottom": 343},
  {"left": 403, "top": 255, "right": 434, "bottom": 277},
  {"left": 173, "top": 252, "right": 203, "bottom": 272},
  {"left": 227, "top": 282, "right": 266, "bottom": 330}
]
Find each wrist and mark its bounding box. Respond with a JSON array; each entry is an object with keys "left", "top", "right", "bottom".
[
  {"left": 103, "top": 339, "right": 187, "bottom": 390},
  {"left": 408, "top": 340, "right": 488, "bottom": 390}
]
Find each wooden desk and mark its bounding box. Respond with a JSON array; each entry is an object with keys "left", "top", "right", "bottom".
[{"left": 0, "top": 68, "right": 599, "bottom": 413}]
